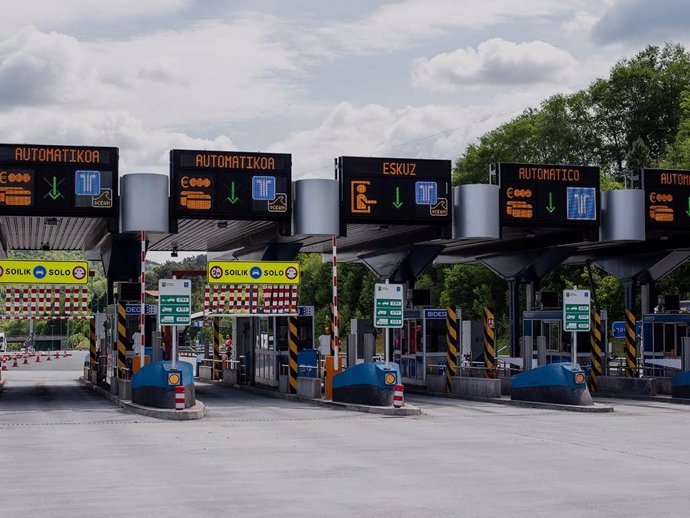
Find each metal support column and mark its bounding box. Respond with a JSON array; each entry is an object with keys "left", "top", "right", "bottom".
[
  {"left": 589, "top": 310, "right": 603, "bottom": 392},
  {"left": 212, "top": 318, "right": 221, "bottom": 381},
  {"left": 507, "top": 278, "right": 520, "bottom": 358},
  {"left": 288, "top": 316, "right": 298, "bottom": 395},
  {"left": 625, "top": 309, "right": 637, "bottom": 378},
  {"left": 483, "top": 307, "right": 496, "bottom": 378},
  {"left": 445, "top": 308, "right": 458, "bottom": 393}
]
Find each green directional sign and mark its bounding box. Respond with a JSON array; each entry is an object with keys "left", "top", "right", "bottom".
[
  {"left": 563, "top": 289, "right": 591, "bottom": 332},
  {"left": 374, "top": 283, "right": 404, "bottom": 328},
  {"left": 159, "top": 279, "right": 191, "bottom": 326}
]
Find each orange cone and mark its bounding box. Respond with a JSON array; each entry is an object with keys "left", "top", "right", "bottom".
[
  {"left": 35, "top": 352, "right": 41, "bottom": 363},
  {"left": 12, "top": 356, "right": 19, "bottom": 368},
  {"left": 46, "top": 352, "right": 52, "bottom": 362}
]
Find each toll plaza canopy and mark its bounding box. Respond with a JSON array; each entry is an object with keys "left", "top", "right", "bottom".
[
  {"left": 0, "top": 144, "right": 118, "bottom": 256},
  {"left": 1, "top": 142, "right": 690, "bottom": 280}
]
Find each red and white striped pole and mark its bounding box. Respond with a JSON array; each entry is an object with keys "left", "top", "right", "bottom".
[
  {"left": 393, "top": 384, "right": 404, "bottom": 408},
  {"left": 332, "top": 236, "right": 339, "bottom": 371},
  {"left": 140, "top": 230, "right": 147, "bottom": 369},
  {"left": 175, "top": 385, "right": 185, "bottom": 410}
]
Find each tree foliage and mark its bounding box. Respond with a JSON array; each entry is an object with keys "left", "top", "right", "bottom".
[{"left": 453, "top": 43, "right": 690, "bottom": 188}]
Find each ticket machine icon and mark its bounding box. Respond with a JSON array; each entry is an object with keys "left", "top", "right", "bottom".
[{"left": 351, "top": 180, "right": 377, "bottom": 214}]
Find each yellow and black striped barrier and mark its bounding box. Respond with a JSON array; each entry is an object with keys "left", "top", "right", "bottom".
[
  {"left": 288, "top": 316, "right": 299, "bottom": 395},
  {"left": 89, "top": 316, "right": 97, "bottom": 373},
  {"left": 483, "top": 307, "right": 496, "bottom": 378},
  {"left": 116, "top": 302, "right": 128, "bottom": 379},
  {"left": 212, "top": 318, "right": 221, "bottom": 381},
  {"left": 589, "top": 309, "right": 603, "bottom": 392},
  {"left": 625, "top": 309, "right": 637, "bottom": 378},
  {"left": 445, "top": 307, "right": 458, "bottom": 393}
]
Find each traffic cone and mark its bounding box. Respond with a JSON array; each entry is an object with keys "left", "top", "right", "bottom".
[
  {"left": 35, "top": 352, "right": 41, "bottom": 363},
  {"left": 12, "top": 356, "right": 19, "bottom": 368},
  {"left": 54, "top": 350, "right": 60, "bottom": 359},
  {"left": 1, "top": 357, "right": 6, "bottom": 371},
  {"left": 23, "top": 354, "right": 29, "bottom": 365},
  {"left": 46, "top": 352, "right": 52, "bottom": 362}
]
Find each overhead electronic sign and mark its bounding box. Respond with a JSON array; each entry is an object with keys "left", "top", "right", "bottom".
[
  {"left": 0, "top": 144, "right": 118, "bottom": 217},
  {"left": 643, "top": 168, "right": 690, "bottom": 229},
  {"left": 338, "top": 156, "right": 451, "bottom": 227},
  {"left": 497, "top": 163, "right": 600, "bottom": 227},
  {"left": 170, "top": 149, "right": 291, "bottom": 221}
]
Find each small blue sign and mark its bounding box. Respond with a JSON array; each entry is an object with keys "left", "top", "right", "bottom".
[
  {"left": 424, "top": 309, "right": 447, "bottom": 320},
  {"left": 566, "top": 187, "right": 597, "bottom": 220},
  {"left": 611, "top": 320, "right": 642, "bottom": 339},
  {"left": 611, "top": 321, "right": 625, "bottom": 339},
  {"left": 415, "top": 181, "right": 437, "bottom": 205},
  {"left": 250, "top": 266, "right": 262, "bottom": 279},
  {"left": 75, "top": 170, "right": 101, "bottom": 196},
  {"left": 252, "top": 176, "right": 276, "bottom": 200},
  {"left": 33, "top": 265, "right": 47, "bottom": 279}
]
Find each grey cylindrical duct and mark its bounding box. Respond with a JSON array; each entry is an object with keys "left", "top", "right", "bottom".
[
  {"left": 452, "top": 184, "right": 500, "bottom": 240},
  {"left": 121, "top": 173, "right": 169, "bottom": 233},
  {"left": 600, "top": 189, "right": 645, "bottom": 242},
  {"left": 293, "top": 179, "right": 339, "bottom": 235}
]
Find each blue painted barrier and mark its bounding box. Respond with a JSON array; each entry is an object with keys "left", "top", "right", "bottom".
[
  {"left": 132, "top": 361, "right": 195, "bottom": 409},
  {"left": 512, "top": 362, "right": 593, "bottom": 406},
  {"left": 333, "top": 362, "right": 400, "bottom": 406}
]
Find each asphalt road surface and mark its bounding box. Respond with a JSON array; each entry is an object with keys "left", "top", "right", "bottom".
[{"left": 2, "top": 359, "right": 690, "bottom": 517}]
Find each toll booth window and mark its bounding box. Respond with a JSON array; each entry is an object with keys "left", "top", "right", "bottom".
[
  {"left": 546, "top": 322, "right": 560, "bottom": 351},
  {"left": 275, "top": 319, "right": 288, "bottom": 351},
  {"left": 403, "top": 320, "right": 422, "bottom": 354},
  {"left": 664, "top": 324, "right": 676, "bottom": 355},
  {"left": 426, "top": 319, "right": 446, "bottom": 353},
  {"left": 653, "top": 324, "right": 664, "bottom": 355}
]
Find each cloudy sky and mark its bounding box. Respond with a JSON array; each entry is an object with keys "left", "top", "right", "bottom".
[{"left": 0, "top": 0, "right": 688, "bottom": 179}]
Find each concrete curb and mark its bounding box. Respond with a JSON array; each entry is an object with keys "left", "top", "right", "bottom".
[
  {"left": 219, "top": 381, "right": 422, "bottom": 416},
  {"left": 120, "top": 400, "right": 206, "bottom": 420},
  {"left": 0, "top": 378, "right": 5, "bottom": 392},
  {"left": 406, "top": 387, "right": 614, "bottom": 413},
  {"left": 79, "top": 377, "right": 206, "bottom": 420},
  {"left": 594, "top": 393, "right": 690, "bottom": 405}
]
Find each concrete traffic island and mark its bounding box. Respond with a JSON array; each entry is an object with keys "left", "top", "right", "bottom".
[
  {"left": 450, "top": 376, "right": 501, "bottom": 398},
  {"left": 219, "top": 379, "right": 421, "bottom": 416},
  {"left": 79, "top": 376, "right": 206, "bottom": 420},
  {"left": 511, "top": 363, "right": 594, "bottom": 406},
  {"left": 596, "top": 376, "right": 657, "bottom": 397}
]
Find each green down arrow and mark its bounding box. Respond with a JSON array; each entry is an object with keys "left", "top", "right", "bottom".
[
  {"left": 47, "top": 177, "right": 63, "bottom": 201},
  {"left": 546, "top": 192, "right": 556, "bottom": 213},
  {"left": 393, "top": 187, "right": 403, "bottom": 209},
  {"left": 686, "top": 197, "right": 690, "bottom": 217},
  {"left": 227, "top": 182, "right": 239, "bottom": 204}
]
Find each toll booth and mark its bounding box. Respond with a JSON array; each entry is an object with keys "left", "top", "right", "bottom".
[
  {"left": 394, "top": 308, "right": 468, "bottom": 386},
  {"left": 641, "top": 313, "right": 690, "bottom": 376},
  {"left": 523, "top": 309, "right": 608, "bottom": 370},
  {"left": 233, "top": 306, "right": 314, "bottom": 387},
  {"left": 106, "top": 282, "right": 158, "bottom": 375}
]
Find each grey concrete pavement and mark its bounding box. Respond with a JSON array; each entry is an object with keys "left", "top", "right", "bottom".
[{"left": 2, "top": 369, "right": 690, "bottom": 517}]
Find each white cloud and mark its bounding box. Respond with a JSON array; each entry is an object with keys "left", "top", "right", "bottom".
[
  {"left": 563, "top": 11, "right": 599, "bottom": 33},
  {"left": 0, "top": 0, "right": 191, "bottom": 32},
  {"left": 269, "top": 100, "right": 532, "bottom": 179},
  {"left": 0, "top": 18, "right": 307, "bottom": 130},
  {"left": 314, "top": 0, "right": 571, "bottom": 53},
  {"left": 0, "top": 27, "right": 90, "bottom": 106},
  {"left": 0, "top": 107, "right": 235, "bottom": 174},
  {"left": 592, "top": 0, "right": 690, "bottom": 44},
  {"left": 411, "top": 38, "right": 577, "bottom": 91}
]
